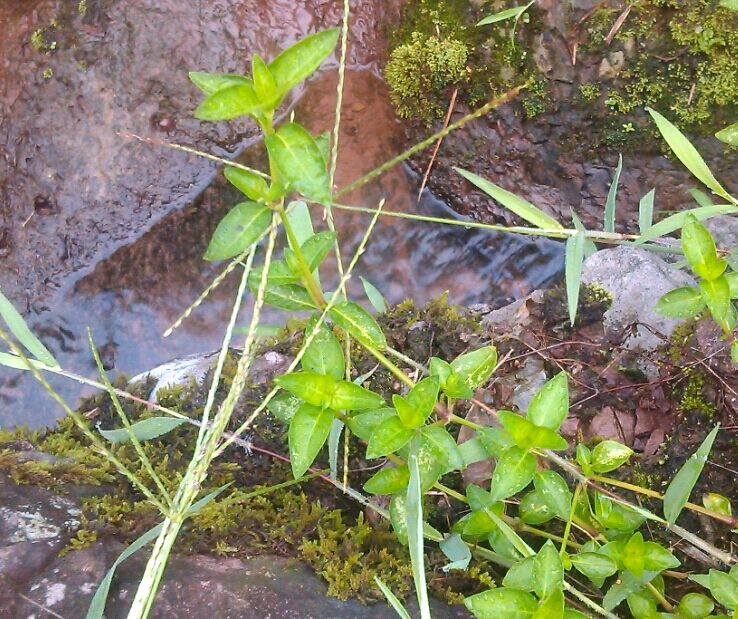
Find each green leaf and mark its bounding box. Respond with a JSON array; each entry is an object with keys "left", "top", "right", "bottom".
[
  {"left": 205, "top": 202, "right": 271, "bottom": 261},
  {"left": 642, "top": 540, "right": 680, "bottom": 572},
  {"left": 251, "top": 54, "right": 278, "bottom": 106},
  {"left": 479, "top": 426, "right": 515, "bottom": 457},
  {"left": 406, "top": 454, "right": 431, "bottom": 619},
  {"left": 86, "top": 483, "right": 231, "bottom": 619},
  {"left": 328, "top": 418, "right": 343, "bottom": 479},
  {"left": 0, "top": 289, "right": 58, "bottom": 368},
  {"left": 534, "top": 540, "right": 564, "bottom": 599},
  {"left": 702, "top": 492, "right": 732, "bottom": 517},
  {"left": 533, "top": 590, "right": 564, "bottom": 619},
  {"left": 663, "top": 425, "right": 720, "bottom": 525},
  {"left": 570, "top": 552, "right": 618, "bottom": 582},
  {"left": 690, "top": 187, "right": 716, "bottom": 208},
  {"left": 409, "top": 436, "right": 445, "bottom": 492},
  {"left": 700, "top": 276, "right": 735, "bottom": 332},
  {"left": 591, "top": 440, "right": 633, "bottom": 474},
  {"left": 656, "top": 286, "right": 706, "bottom": 319},
  {"left": 727, "top": 272, "right": 738, "bottom": 298},
  {"left": 265, "top": 122, "right": 330, "bottom": 203},
  {"left": 407, "top": 377, "right": 440, "bottom": 421},
  {"left": 450, "top": 346, "right": 498, "bottom": 390},
  {"left": 646, "top": 108, "right": 730, "bottom": 199},
  {"left": 627, "top": 590, "right": 657, "bottom": 619},
  {"left": 603, "top": 570, "right": 660, "bottom": 611},
  {"left": 594, "top": 493, "right": 646, "bottom": 532},
  {"left": 732, "top": 340, "right": 738, "bottom": 364},
  {"left": 361, "top": 277, "right": 388, "bottom": 313},
  {"left": 716, "top": 121, "right": 738, "bottom": 145},
  {"left": 275, "top": 371, "right": 335, "bottom": 407},
  {"left": 420, "top": 426, "right": 464, "bottom": 473},
  {"left": 571, "top": 211, "right": 597, "bottom": 257},
  {"left": 458, "top": 437, "right": 489, "bottom": 467},
  {"left": 477, "top": 4, "right": 532, "bottom": 26},
  {"left": 430, "top": 357, "right": 453, "bottom": 384},
  {"left": 248, "top": 261, "right": 299, "bottom": 290},
  {"left": 288, "top": 402, "right": 333, "bottom": 477},
  {"left": 682, "top": 217, "right": 727, "bottom": 281},
  {"left": 346, "top": 408, "right": 394, "bottom": 442},
  {"left": 189, "top": 71, "right": 250, "bottom": 94},
  {"left": 455, "top": 168, "right": 563, "bottom": 230},
  {"left": 707, "top": 569, "right": 738, "bottom": 610},
  {"left": 364, "top": 465, "right": 409, "bottom": 495},
  {"left": 565, "top": 229, "right": 585, "bottom": 326},
  {"left": 331, "top": 380, "right": 384, "bottom": 411},
  {"left": 195, "top": 82, "right": 263, "bottom": 121},
  {"left": 604, "top": 154, "right": 623, "bottom": 233},
  {"left": 464, "top": 588, "right": 538, "bottom": 619},
  {"left": 533, "top": 471, "right": 572, "bottom": 520},
  {"left": 267, "top": 391, "right": 301, "bottom": 423},
  {"left": 527, "top": 372, "right": 569, "bottom": 431},
  {"left": 330, "top": 301, "right": 387, "bottom": 349},
  {"left": 518, "top": 490, "right": 555, "bottom": 525},
  {"left": 390, "top": 494, "right": 408, "bottom": 545},
  {"left": 498, "top": 410, "right": 568, "bottom": 450},
  {"left": 503, "top": 556, "right": 536, "bottom": 590},
  {"left": 264, "top": 284, "right": 317, "bottom": 311},
  {"left": 286, "top": 201, "right": 315, "bottom": 245},
  {"left": 224, "top": 166, "right": 268, "bottom": 202},
  {"left": 0, "top": 353, "right": 48, "bottom": 371},
  {"left": 366, "top": 415, "right": 415, "bottom": 458},
  {"left": 676, "top": 592, "right": 714, "bottom": 619},
  {"left": 285, "top": 231, "right": 337, "bottom": 273},
  {"left": 268, "top": 29, "right": 340, "bottom": 96},
  {"left": 636, "top": 205, "right": 738, "bottom": 244},
  {"left": 302, "top": 321, "right": 345, "bottom": 379},
  {"left": 490, "top": 446, "right": 537, "bottom": 503},
  {"left": 374, "top": 577, "right": 412, "bottom": 619},
  {"left": 99, "top": 417, "right": 186, "bottom": 444},
  {"left": 622, "top": 532, "right": 648, "bottom": 577},
  {"left": 638, "top": 189, "right": 655, "bottom": 234},
  {"left": 440, "top": 533, "right": 472, "bottom": 572}
]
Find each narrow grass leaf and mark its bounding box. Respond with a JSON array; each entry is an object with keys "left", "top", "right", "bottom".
[
  {"left": 636, "top": 204, "right": 738, "bottom": 244},
  {"left": 407, "top": 453, "right": 431, "bottom": 619},
  {"left": 0, "top": 353, "right": 47, "bottom": 371},
  {"left": 604, "top": 154, "right": 622, "bottom": 233},
  {"left": 638, "top": 189, "right": 655, "bottom": 234},
  {"left": 440, "top": 533, "right": 471, "bottom": 572},
  {"left": 663, "top": 425, "right": 720, "bottom": 525},
  {"left": 328, "top": 419, "right": 344, "bottom": 480},
  {"left": 477, "top": 1, "right": 534, "bottom": 26},
  {"left": 0, "top": 290, "right": 58, "bottom": 368},
  {"left": 689, "top": 187, "right": 715, "bottom": 208},
  {"left": 571, "top": 211, "right": 597, "bottom": 257},
  {"left": 86, "top": 483, "right": 231, "bottom": 619},
  {"left": 361, "top": 276, "right": 388, "bottom": 313},
  {"left": 99, "top": 417, "right": 186, "bottom": 444},
  {"left": 374, "top": 577, "right": 412, "bottom": 619},
  {"left": 646, "top": 108, "right": 730, "bottom": 200},
  {"left": 565, "top": 230, "right": 585, "bottom": 326},
  {"left": 455, "top": 167, "right": 563, "bottom": 230}
]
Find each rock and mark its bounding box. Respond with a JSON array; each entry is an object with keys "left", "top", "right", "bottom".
[
  {"left": 581, "top": 247, "right": 696, "bottom": 352},
  {"left": 705, "top": 215, "right": 738, "bottom": 252},
  {"left": 14, "top": 544, "right": 471, "bottom": 618}
]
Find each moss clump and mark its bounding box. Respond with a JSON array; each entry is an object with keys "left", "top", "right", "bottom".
[
  {"left": 521, "top": 78, "right": 551, "bottom": 119},
  {"left": 30, "top": 26, "right": 57, "bottom": 54},
  {"left": 579, "top": 82, "right": 601, "bottom": 103},
  {"left": 385, "top": 32, "right": 470, "bottom": 124},
  {"left": 677, "top": 369, "right": 716, "bottom": 420}
]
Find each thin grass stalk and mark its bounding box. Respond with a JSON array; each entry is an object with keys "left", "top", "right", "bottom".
[
  {"left": 89, "top": 332, "right": 173, "bottom": 507},
  {"left": 0, "top": 328, "right": 168, "bottom": 514},
  {"left": 125, "top": 215, "right": 279, "bottom": 619}
]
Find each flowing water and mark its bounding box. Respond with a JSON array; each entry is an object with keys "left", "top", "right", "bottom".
[{"left": 0, "top": 1, "right": 563, "bottom": 427}]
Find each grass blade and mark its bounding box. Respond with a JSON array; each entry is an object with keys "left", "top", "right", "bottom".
[
  {"left": 565, "top": 230, "right": 585, "bottom": 327},
  {"left": 328, "top": 419, "right": 344, "bottom": 480},
  {"left": 455, "top": 167, "right": 563, "bottom": 230},
  {"left": 689, "top": 187, "right": 715, "bottom": 208},
  {"left": 407, "top": 454, "right": 431, "bottom": 619},
  {"left": 571, "top": 211, "right": 597, "bottom": 257},
  {"left": 636, "top": 205, "right": 738, "bottom": 244},
  {"left": 663, "top": 425, "right": 720, "bottom": 525},
  {"left": 0, "top": 289, "right": 58, "bottom": 368},
  {"left": 361, "top": 276, "right": 388, "bottom": 313},
  {"left": 638, "top": 189, "right": 655, "bottom": 234},
  {"left": 604, "top": 154, "right": 623, "bottom": 233},
  {"left": 646, "top": 108, "right": 731, "bottom": 201},
  {"left": 374, "top": 577, "right": 412, "bottom": 619},
  {"left": 98, "top": 417, "right": 187, "bottom": 444}
]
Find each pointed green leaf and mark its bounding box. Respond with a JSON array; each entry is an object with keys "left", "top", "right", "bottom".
[
  {"left": 366, "top": 415, "right": 415, "bottom": 458},
  {"left": 450, "top": 345, "right": 498, "bottom": 390},
  {"left": 663, "top": 425, "right": 720, "bottom": 525},
  {"left": 690, "top": 187, "right": 715, "bottom": 208},
  {"left": 637, "top": 205, "right": 738, "bottom": 244},
  {"left": 330, "top": 301, "right": 387, "bottom": 349},
  {"left": 267, "top": 391, "right": 301, "bottom": 423},
  {"left": 503, "top": 556, "right": 537, "bottom": 590},
  {"left": 0, "top": 291, "right": 58, "bottom": 368},
  {"left": 268, "top": 29, "right": 340, "bottom": 95},
  {"left": 647, "top": 108, "right": 730, "bottom": 199},
  {"left": 591, "top": 440, "right": 633, "bottom": 474},
  {"left": 285, "top": 231, "right": 337, "bottom": 274},
  {"left": 519, "top": 490, "right": 555, "bottom": 524},
  {"left": 251, "top": 54, "right": 278, "bottom": 106},
  {"left": 275, "top": 371, "right": 335, "bottom": 407},
  {"left": 288, "top": 402, "right": 333, "bottom": 477},
  {"left": 420, "top": 426, "right": 464, "bottom": 473},
  {"left": 527, "top": 372, "right": 569, "bottom": 431},
  {"left": 302, "top": 321, "right": 345, "bottom": 379},
  {"left": 364, "top": 465, "right": 409, "bottom": 495},
  {"left": 638, "top": 189, "right": 655, "bottom": 234},
  {"left": 224, "top": 166, "right": 269, "bottom": 202},
  {"left": 656, "top": 286, "right": 706, "bottom": 319},
  {"left": 490, "top": 446, "right": 537, "bottom": 502},
  {"left": 406, "top": 454, "right": 431, "bottom": 619},
  {"left": 499, "top": 410, "right": 568, "bottom": 450},
  {"left": 604, "top": 154, "right": 623, "bottom": 233},
  {"left": 205, "top": 202, "right": 271, "bottom": 261},
  {"left": 265, "top": 122, "right": 330, "bottom": 203},
  {"left": 570, "top": 552, "right": 618, "bottom": 582},
  {"left": 361, "top": 277, "right": 388, "bottom": 313},
  {"left": 700, "top": 276, "right": 735, "bottom": 332},
  {"left": 330, "top": 380, "right": 384, "bottom": 411},
  {"left": 195, "top": 82, "right": 263, "bottom": 121},
  {"left": 345, "top": 408, "right": 394, "bottom": 442},
  {"left": 676, "top": 592, "right": 714, "bottom": 619},
  {"left": 99, "top": 417, "right": 186, "bottom": 444},
  {"left": 264, "top": 284, "right": 318, "bottom": 311},
  {"left": 189, "top": 71, "right": 250, "bottom": 95},
  {"left": 455, "top": 167, "right": 563, "bottom": 230},
  {"left": 716, "top": 122, "right": 738, "bottom": 146},
  {"left": 374, "top": 577, "right": 412, "bottom": 619},
  {"left": 464, "top": 588, "right": 538, "bottom": 619},
  {"left": 477, "top": 4, "right": 532, "bottom": 26},
  {"left": 534, "top": 541, "right": 564, "bottom": 600},
  {"left": 533, "top": 471, "right": 572, "bottom": 520},
  {"left": 439, "top": 533, "right": 472, "bottom": 572},
  {"left": 682, "top": 217, "right": 727, "bottom": 281},
  {"left": 565, "top": 230, "right": 585, "bottom": 326}
]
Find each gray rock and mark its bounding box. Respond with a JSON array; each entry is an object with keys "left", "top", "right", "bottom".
[
  {"left": 14, "top": 543, "right": 471, "bottom": 618},
  {"left": 581, "top": 247, "right": 696, "bottom": 351},
  {"left": 705, "top": 215, "right": 738, "bottom": 252}
]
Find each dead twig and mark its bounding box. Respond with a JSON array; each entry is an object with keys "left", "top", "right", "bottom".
[
  {"left": 604, "top": 5, "right": 632, "bottom": 45},
  {"left": 417, "top": 88, "right": 458, "bottom": 202}
]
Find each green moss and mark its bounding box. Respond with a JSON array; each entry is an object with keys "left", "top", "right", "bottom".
[
  {"left": 579, "top": 82, "right": 601, "bottom": 102},
  {"left": 385, "top": 33, "right": 470, "bottom": 124},
  {"left": 522, "top": 79, "right": 551, "bottom": 119},
  {"left": 677, "top": 369, "right": 716, "bottom": 419},
  {"left": 30, "top": 27, "right": 57, "bottom": 54}
]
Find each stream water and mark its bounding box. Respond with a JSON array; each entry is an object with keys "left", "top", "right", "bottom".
[{"left": 0, "top": 35, "right": 563, "bottom": 427}]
